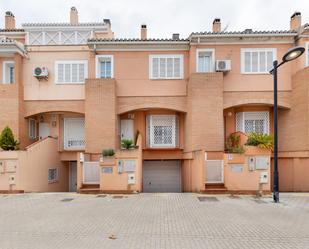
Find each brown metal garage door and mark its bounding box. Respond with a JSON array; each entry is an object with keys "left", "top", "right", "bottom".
[{"left": 143, "top": 160, "right": 181, "bottom": 193}]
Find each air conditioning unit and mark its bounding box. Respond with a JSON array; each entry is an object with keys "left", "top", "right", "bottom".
[
  {"left": 33, "top": 66, "right": 48, "bottom": 79},
  {"left": 216, "top": 60, "right": 231, "bottom": 72}
]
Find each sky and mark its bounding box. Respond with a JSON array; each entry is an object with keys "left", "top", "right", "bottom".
[{"left": 0, "top": 0, "right": 308, "bottom": 39}]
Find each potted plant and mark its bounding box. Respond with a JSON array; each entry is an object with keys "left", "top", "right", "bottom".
[
  {"left": 121, "top": 139, "right": 134, "bottom": 150},
  {"left": 245, "top": 133, "right": 274, "bottom": 150},
  {"left": 102, "top": 149, "right": 115, "bottom": 162},
  {"left": 225, "top": 133, "right": 245, "bottom": 154},
  {"left": 0, "top": 126, "right": 19, "bottom": 151}
]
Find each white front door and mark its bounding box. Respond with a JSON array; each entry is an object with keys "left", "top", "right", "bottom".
[
  {"left": 39, "top": 123, "right": 50, "bottom": 139},
  {"left": 69, "top": 162, "right": 77, "bottom": 192},
  {"left": 121, "top": 119, "right": 134, "bottom": 141}
]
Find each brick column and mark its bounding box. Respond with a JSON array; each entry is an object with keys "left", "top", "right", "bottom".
[
  {"left": 185, "top": 73, "right": 224, "bottom": 152},
  {"left": 85, "top": 79, "right": 117, "bottom": 153}
]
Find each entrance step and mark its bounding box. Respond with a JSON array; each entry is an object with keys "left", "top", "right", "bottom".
[
  {"left": 79, "top": 184, "right": 100, "bottom": 194},
  {"left": 205, "top": 183, "right": 226, "bottom": 189},
  {"left": 81, "top": 184, "right": 100, "bottom": 189},
  {"left": 203, "top": 183, "right": 228, "bottom": 194}
]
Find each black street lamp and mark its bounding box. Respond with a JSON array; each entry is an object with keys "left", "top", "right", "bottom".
[{"left": 270, "top": 46, "right": 305, "bottom": 203}]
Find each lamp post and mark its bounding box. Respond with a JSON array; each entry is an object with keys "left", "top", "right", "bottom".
[{"left": 270, "top": 46, "right": 305, "bottom": 203}]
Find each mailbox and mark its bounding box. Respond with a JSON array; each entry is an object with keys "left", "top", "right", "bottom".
[
  {"left": 248, "top": 157, "right": 255, "bottom": 171},
  {"left": 128, "top": 173, "right": 135, "bottom": 185},
  {"left": 260, "top": 172, "right": 269, "bottom": 184},
  {"left": 9, "top": 175, "right": 16, "bottom": 185},
  {"left": 0, "top": 161, "right": 5, "bottom": 174}
]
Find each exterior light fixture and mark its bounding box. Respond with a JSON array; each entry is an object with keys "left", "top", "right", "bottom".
[
  {"left": 282, "top": 46, "right": 305, "bottom": 62},
  {"left": 270, "top": 46, "right": 305, "bottom": 203}
]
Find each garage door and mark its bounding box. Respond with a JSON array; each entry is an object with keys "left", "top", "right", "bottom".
[{"left": 143, "top": 160, "right": 181, "bottom": 193}]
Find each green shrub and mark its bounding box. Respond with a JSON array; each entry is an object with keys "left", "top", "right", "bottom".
[
  {"left": 121, "top": 139, "right": 134, "bottom": 149},
  {"left": 0, "top": 126, "right": 19, "bottom": 151},
  {"left": 245, "top": 133, "right": 274, "bottom": 150},
  {"left": 226, "top": 133, "right": 245, "bottom": 154},
  {"left": 102, "top": 149, "right": 115, "bottom": 157}
]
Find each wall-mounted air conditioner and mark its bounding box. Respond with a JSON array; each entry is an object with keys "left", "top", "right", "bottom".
[
  {"left": 216, "top": 60, "right": 231, "bottom": 72},
  {"left": 33, "top": 66, "right": 48, "bottom": 80}
]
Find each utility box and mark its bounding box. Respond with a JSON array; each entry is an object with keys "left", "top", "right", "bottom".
[
  {"left": 248, "top": 157, "right": 255, "bottom": 171},
  {"left": 260, "top": 172, "right": 269, "bottom": 184},
  {"left": 128, "top": 173, "right": 135, "bottom": 185},
  {"left": 79, "top": 152, "right": 84, "bottom": 163},
  {"left": 6, "top": 160, "right": 17, "bottom": 173},
  {"left": 117, "top": 160, "right": 123, "bottom": 174},
  {"left": 255, "top": 156, "right": 270, "bottom": 170},
  {"left": 0, "top": 161, "right": 5, "bottom": 174},
  {"left": 9, "top": 175, "right": 16, "bottom": 185}
]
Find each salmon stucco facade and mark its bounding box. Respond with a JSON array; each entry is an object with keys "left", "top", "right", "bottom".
[{"left": 0, "top": 8, "right": 309, "bottom": 193}]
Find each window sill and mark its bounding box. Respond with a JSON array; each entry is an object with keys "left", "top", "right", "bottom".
[
  {"left": 48, "top": 180, "right": 58, "bottom": 184},
  {"left": 149, "top": 78, "right": 183, "bottom": 80},
  {"left": 144, "top": 147, "right": 182, "bottom": 151},
  {"left": 241, "top": 72, "right": 271, "bottom": 75},
  {"left": 63, "top": 148, "right": 85, "bottom": 151},
  {"left": 55, "top": 82, "right": 85, "bottom": 85}
]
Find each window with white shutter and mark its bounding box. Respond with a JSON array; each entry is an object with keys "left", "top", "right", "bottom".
[
  {"left": 55, "top": 60, "right": 87, "bottom": 84},
  {"left": 2, "top": 61, "right": 15, "bottom": 84},
  {"left": 196, "top": 49, "right": 215, "bottom": 72},
  {"left": 149, "top": 55, "right": 183, "bottom": 79},
  {"left": 241, "top": 49, "right": 276, "bottom": 74},
  {"left": 96, "top": 55, "right": 113, "bottom": 78},
  {"left": 236, "top": 112, "right": 269, "bottom": 134},
  {"left": 64, "top": 118, "right": 85, "bottom": 150}
]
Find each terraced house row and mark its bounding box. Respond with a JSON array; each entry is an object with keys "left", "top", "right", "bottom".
[{"left": 0, "top": 8, "right": 308, "bottom": 194}]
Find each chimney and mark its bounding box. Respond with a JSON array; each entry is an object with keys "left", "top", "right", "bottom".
[
  {"left": 70, "top": 7, "right": 79, "bottom": 25},
  {"left": 172, "top": 33, "right": 180, "bottom": 40},
  {"left": 141, "top": 24, "right": 147, "bottom": 40},
  {"left": 212, "top": 18, "right": 221, "bottom": 33},
  {"left": 290, "top": 11, "right": 301, "bottom": 30},
  {"left": 5, "top": 11, "right": 15, "bottom": 29}
]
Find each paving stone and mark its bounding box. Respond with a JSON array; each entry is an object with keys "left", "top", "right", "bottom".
[{"left": 0, "top": 193, "right": 308, "bottom": 249}]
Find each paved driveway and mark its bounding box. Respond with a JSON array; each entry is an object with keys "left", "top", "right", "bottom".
[{"left": 0, "top": 193, "right": 309, "bottom": 249}]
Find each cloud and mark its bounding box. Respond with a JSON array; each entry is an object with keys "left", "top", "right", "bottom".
[{"left": 0, "top": 0, "right": 308, "bottom": 38}]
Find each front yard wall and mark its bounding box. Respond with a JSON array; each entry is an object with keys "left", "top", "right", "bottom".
[
  {"left": 224, "top": 147, "right": 271, "bottom": 192},
  {"left": 0, "top": 138, "right": 69, "bottom": 192}
]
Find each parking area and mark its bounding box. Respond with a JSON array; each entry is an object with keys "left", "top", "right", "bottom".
[{"left": 0, "top": 193, "right": 309, "bottom": 249}]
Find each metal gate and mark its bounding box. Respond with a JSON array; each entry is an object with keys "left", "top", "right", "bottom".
[
  {"left": 205, "top": 160, "right": 224, "bottom": 184},
  {"left": 143, "top": 160, "right": 181, "bottom": 193},
  {"left": 83, "top": 161, "right": 100, "bottom": 184}
]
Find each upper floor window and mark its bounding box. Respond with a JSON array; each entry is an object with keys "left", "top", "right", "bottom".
[
  {"left": 96, "top": 55, "right": 113, "bottom": 78},
  {"left": 55, "top": 60, "right": 87, "bottom": 84},
  {"left": 196, "top": 49, "right": 215, "bottom": 72},
  {"left": 149, "top": 55, "right": 183, "bottom": 79},
  {"left": 236, "top": 112, "right": 269, "bottom": 134},
  {"left": 306, "top": 42, "right": 309, "bottom": 67},
  {"left": 241, "top": 48, "right": 276, "bottom": 74},
  {"left": 2, "top": 61, "right": 15, "bottom": 84}
]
